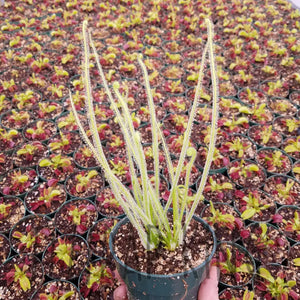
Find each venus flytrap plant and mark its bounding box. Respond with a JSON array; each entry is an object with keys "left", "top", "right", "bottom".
[
  {"left": 54, "top": 237, "right": 73, "bottom": 267},
  {"left": 75, "top": 170, "right": 98, "bottom": 193},
  {"left": 213, "top": 245, "right": 254, "bottom": 285},
  {"left": 256, "top": 267, "right": 298, "bottom": 300},
  {"left": 238, "top": 191, "right": 271, "bottom": 220},
  {"left": 5, "top": 264, "right": 31, "bottom": 292},
  {"left": 206, "top": 201, "right": 236, "bottom": 229},
  {"left": 262, "top": 126, "right": 274, "bottom": 145},
  {"left": 69, "top": 19, "right": 218, "bottom": 251}
]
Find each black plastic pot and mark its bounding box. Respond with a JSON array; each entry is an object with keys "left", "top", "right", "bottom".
[
  {"left": 31, "top": 279, "right": 82, "bottom": 300},
  {"left": 54, "top": 198, "right": 98, "bottom": 236},
  {"left": 9, "top": 214, "right": 56, "bottom": 256},
  {"left": 200, "top": 202, "right": 244, "bottom": 242},
  {"left": 78, "top": 257, "right": 117, "bottom": 299},
  {"left": 255, "top": 147, "right": 293, "bottom": 176},
  {"left": 42, "top": 234, "right": 90, "bottom": 281},
  {"left": 274, "top": 205, "right": 300, "bottom": 244},
  {"left": 216, "top": 241, "right": 256, "bottom": 289},
  {"left": 109, "top": 214, "right": 216, "bottom": 300},
  {"left": 0, "top": 253, "right": 44, "bottom": 299}
]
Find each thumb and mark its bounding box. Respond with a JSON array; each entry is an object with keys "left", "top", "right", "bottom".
[
  {"left": 198, "top": 265, "right": 219, "bottom": 300},
  {"left": 113, "top": 285, "right": 128, "bottom": 300},
  {"left": 113, "top": 269, "right": 128, "bottom": 300}
]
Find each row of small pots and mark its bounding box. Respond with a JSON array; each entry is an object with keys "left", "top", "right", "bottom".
[
  {"left": 0, "top": 212, "right": 121, "bottom": 267},
  {"left": 0, "top": 241, "right": 119, "bottom": 299}
]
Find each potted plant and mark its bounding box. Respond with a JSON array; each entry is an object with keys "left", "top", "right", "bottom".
[
  {"left": 196, "top": 145, "right": 230, "bottom": 173},
  {"left": 201, "top": 201, "right": 244, "bottom": 242},
  {"left": 65, "top": 169, "right": 104, "bottom": 199},
  {"left": 202, "top": 173, "right": 235, "bottom": 204},
  {"left": 87, "top": 218, "right": 119, "bottom": 259},
  {"left": 0, "top": 150, "right": 13, "bottom": 175},
  {"left": 292, "top": 161, "right": 300, "bottom": 182},
  {"left": 55, "top": 111, "right": 87, "bottom": 132},
  {"left": 263, "top": 175, "right": 300, "bottom": 206},
  {"left": 47, "top": 131, "right": 81, "bottom": 156},
  {"left": 31, "top": 280, "right": 80, "bottom": 300},
  {"left": 212, "top": 241, "right": 255, "bottom": 287},
  {"left": 13, "top": 141, "right": 49, "bottom": 168},
  {"left": 219, "top": 288, "right": 255, "bottom": 299},
  {"left": 0, "top": 254, "right": 44, "bottom": 299},
  {"left": 0, "top": 196, "right": 25, "bottom": 234},
  {"left": 273, "top": 116, "right": 300, "bottom": 137},
  {"left": 247, "top": 124, "right": 283, "bottom": 148},
  {"left": 12, "top": 89, "right": 41, "bottom": 110},
  {"left": 218, "top": 115, "right": 249, "bottom": 135},
  {"left": 241, "top": 223, "right": 289, "bottom": 265},
  {"left": 260, "top": 80, "right": 289, "bottom": 98},
  {"left": 255, "top": 147, "right": 292, "bottom": 175},
  {"left": 69, "top": 19, "right": 219, "bottom": 299},
  {"left": 272, "top": 205, "right": 300, "bottom": 243},
  {"left": 227, "top": 159, "right": 266, "bottom": 189},
  {"left": 253, "top": 264, "right": 299, "bottom": 299},
  {"left": 38, "top": 154, "right": 76, "bottom": 183},
  {"left": 0, "top": 233, "right": 10, "bottom": 265},
  {"left": 283, "top": 135, "right": 300, "bottom": 161},
  {"left": 268, "top": 97, "right": 298, "bottom": 117},
  {"left": 79, "top": 258, "right": 120, "bottom": 299},
  {"left": 42, "top": 234, "right": 89, "bottom": 280},
  {"left": 219, "top": 134, "right": 256, "bottom": 160},
  {"left": 23, "top": 120, "right": 57, "bottom": 143},
  {"left": 233, "top": 189, "right": 276, "bottom": 223},
  {"left": 54, "top": 198, "right": 98, "bottom": 235},
  {"left": 95, "top": 187, "right": 124, "bottom": 218},
  {"left": 9, "top": 214, "right": 56, "bottom": 255},
  {"left": 238, "top": 87, "right": 268, "bottom": 106},
  {"left": 1, "top": 109, "right": 33, "bottom": 131},
  {"left": 25, "top": 180, "right": 67, "bottom": 216},
  {"left": 0, "top": 94, "right": 12, "bottom": 116},
  {"left": 288, "top": 243, "right": 300, "bottom": 281},
  {"left": 32, "top": 100, "right": 63, "bottom": 120},
  {"left": 73, "top": 144, "right": 99, "bottom": 169},
  {"left": 0, "top": 167, "right": 38, "bottom": 198},
  {"left": 0, "top": 127, "right": 24, "bottom": 152}
]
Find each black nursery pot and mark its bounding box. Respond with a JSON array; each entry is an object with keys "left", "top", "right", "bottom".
[
  {"left": 215, "top": 241, "right": 256, "bottom": 289},
  {"left": 0, "top": 253, "right": 44, "bottom": 300},
  {"left": 109, "top": 215, "right": 216, "bottom": 300},
  {"left": 9, "top": 214, "right": 56, "bottom": 256},
  {"left": 31, "top": 279, "right": 81, "bottom": 300},
  {"left": 42, "top": 234, "right": 90, "bottom": 281},
  {"left": 78, "top": 257, "right": 118, "bottom": 300}
]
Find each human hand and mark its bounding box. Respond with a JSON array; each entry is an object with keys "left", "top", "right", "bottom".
[
  {"left": 198, "top": 265, "right": 219, "bottom": 300},
  {"left": 113, "top": 265, "right": 219, "bottom": 300}
]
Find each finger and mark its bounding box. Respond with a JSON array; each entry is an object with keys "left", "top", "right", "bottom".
[
  {"left": 114, "top": 269, "right": 125, "bottom": 284},
  {"left": 113, "top": 285, "right": 128, "bottom": 300},
  {"left": 198, "top": 266, "right": 219, "bottom": 300},
  {"left": 206, "top": 265, "right": 219, "bottom": 283}
]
